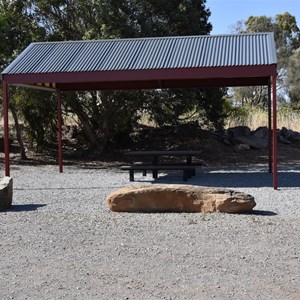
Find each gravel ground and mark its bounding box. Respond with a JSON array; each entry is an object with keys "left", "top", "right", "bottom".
[{"left": 1, "top": 164, "right": 300, "bottom": 300}]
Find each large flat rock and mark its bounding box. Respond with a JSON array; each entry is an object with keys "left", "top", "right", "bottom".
[{"left": 107, "top": 184, "right": 256, "bottom": 213}]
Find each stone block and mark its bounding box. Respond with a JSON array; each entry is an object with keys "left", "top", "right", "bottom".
[
  {"left": 107, "top": 184, "right": 256, "bottom": 213},
  {"left": 0, "top": 177, "right": 13, "bottom": 211}
]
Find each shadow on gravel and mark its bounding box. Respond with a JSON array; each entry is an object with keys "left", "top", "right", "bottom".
[
  {"left": 194, "top": 171, "right": 300, "bottom": 188},
  {"left": 142, "top": 169, "right": 300, "bottom": 188},
  {"left": 15, "top": 187, "right": 109, "bottom": 191},
  {"left": 7, "top": 204, "right": 47, "bottom": 212},
  {"left": 242, "top": 210, "right": 277, "bottom": 216}
]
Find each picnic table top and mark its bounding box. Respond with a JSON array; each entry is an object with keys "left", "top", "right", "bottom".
[{"left": 125, "top": 150, "right": 202, "bottom": 156}]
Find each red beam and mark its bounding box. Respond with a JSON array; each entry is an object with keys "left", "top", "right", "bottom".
[
  {"left": 2, "top": 80, "right": 10, "bottom": 177},
  {"left": 2, "top": 65, "right": 277, "bottom": 86},
  {"left": 56, "top": 77, "right": 271, "bottom": 92}
]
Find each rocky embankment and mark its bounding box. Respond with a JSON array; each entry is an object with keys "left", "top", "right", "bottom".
[{"left": 213, "top": 126, "right": 300, "bottom": 150}]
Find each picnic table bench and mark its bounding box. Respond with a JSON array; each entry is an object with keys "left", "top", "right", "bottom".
[{"left": 121, "top": 150, "right": 202, "bottom": 181}]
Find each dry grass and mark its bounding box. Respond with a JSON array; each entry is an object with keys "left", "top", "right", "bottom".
[
  {"left": 2, "top": 108, "right": 300, "bottom": 140},
  {"left": 225, "top": 108, "right": 300, "bottom": 132},
  {"left": 139, "top": 108, "right": 300, "bottom": 132}
]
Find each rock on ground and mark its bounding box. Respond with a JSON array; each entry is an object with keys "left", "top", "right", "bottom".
[
  {"left": 0, "top": 176, "right": 13, "bottom": 211},
  {"left": 107, "top": 184, "right": 256, "bottom": 213}
]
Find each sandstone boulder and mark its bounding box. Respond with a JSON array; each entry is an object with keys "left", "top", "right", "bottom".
[
  {"left": 107, "top": 184, "right": 256, "bottom": 213},
  {"left": 0, "top": 177, "right": 13, "bottom": 211}
]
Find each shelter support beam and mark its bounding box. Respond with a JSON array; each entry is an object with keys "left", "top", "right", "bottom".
[
  {"left": 57, "top": 89, "right": 63, "bottom": 173},
  {"left": 268, "top": 83, "right": 272, "bottom": 173},
  {"left": 272, "top": 76, "right": 278, "bottom": 189},
  {"left": 2, "top": 80, "right": 10, "bottom": 177}
]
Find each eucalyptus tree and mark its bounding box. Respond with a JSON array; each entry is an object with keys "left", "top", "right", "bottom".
[
  {"left": 232, "top": 13, "right": 300, "bottom": 107},
  {"left": 0, "top": 0, "right": 48, "bottom": 158},
  {"left": 287, "top": 49, "right": 300, "bottom": 102},
  {"left": 2, "top": 0, "right": 226, "bottom": 153}
]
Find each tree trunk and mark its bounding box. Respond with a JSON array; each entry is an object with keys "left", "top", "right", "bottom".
[
  {"left": 78, "top": 113, "right": 102, "bottom": 150},
  {"left": 66, "top": 95, "right": 103, "bottom": 153},
  {"left": 10, "top": 106, "right": 27, "bottom": 160}
]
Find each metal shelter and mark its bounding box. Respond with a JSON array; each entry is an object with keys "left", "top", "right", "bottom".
[{"left": 1, "top": 33, "right": 278, "bottom": 188}]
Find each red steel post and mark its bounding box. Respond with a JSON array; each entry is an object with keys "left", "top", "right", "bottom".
[
  {"left": 2, "top": 80, "right": 10, "bottom": 177},
  {"left": 268, "top": 83, "right": 272, "bottom": 173},
  {"left": 57, "top": 89, "right": 63, "bottom": 173},
  {"left": 272, "top": 76, "right": 278, "bottom": 189}
]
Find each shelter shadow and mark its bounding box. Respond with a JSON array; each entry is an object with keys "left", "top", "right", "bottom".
[
  {"left": 192, "top": 171, "right": 300, "bottom": 188},
  {"left": 140, "top": 169, "right": 300, "bottom": 188}
]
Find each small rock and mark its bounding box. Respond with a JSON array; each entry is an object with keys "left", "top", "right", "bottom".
[{"left": 233, "top": 144, "right": 250, "bottom": 152}]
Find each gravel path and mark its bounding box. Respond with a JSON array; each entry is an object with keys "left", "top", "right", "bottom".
[{"left": 1, "top": 164, "right": 300, "bottom": 300}]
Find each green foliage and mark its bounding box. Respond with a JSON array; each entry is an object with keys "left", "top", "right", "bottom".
[
  {"left": 0, "top": 0, "right": 45, "bottom": 68},
  {"left": 232, "top": 13, "right": 300, "bottom": 107},
  {"left": 228, "top": 105, "right": 251, "bottom": 125},
  {"left": 27, "top": 0, "right": 212, "bottom": 40},
  {"left": 223, "top": 97, "right": 251, "bottom": 125},
  {"left": 244, "top": 13, "right": 299, "bottom": 68},
  {"left": 278, "top": 102, "right": 300, "bottom": 114},
  {"left": 0, "top": 0, "right": 49, "bottom": 154},
  {"left": 276, "top": 12, "right": 299, "bottom": 34},
  {"left": 99, "top": 0, "right": 212, "bottom": 38},
  {"left": 288, "top": 49, "right": 300, "bottom": 102},
  {"left": 1, "top": 0, "right": 227, "bottom": 153},
  {"left": 233, "top": 86, "right": 269, "bottom": 108},
  {"left": 14, "top": 88, "right": 58, "bottom": 149},
  {"left": 245, "top": 16, "right": 275, "bottom": 34},
  {"left": 141, "top": 88, "right": 226, "bottom": 130}
]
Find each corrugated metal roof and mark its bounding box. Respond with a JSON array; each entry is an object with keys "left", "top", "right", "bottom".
[{"left": 2, "top": 33, "right": 277, "bottom": 75}]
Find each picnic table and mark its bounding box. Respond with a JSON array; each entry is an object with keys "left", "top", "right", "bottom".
[{"left": 121, "top": 150, "right": 202, "bottom": 181}]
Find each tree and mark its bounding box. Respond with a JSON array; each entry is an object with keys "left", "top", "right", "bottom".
[
  {"left": 276, "top": 12, "right": 300, "bottom": 51},
  {"left": 287, "top": 49, "right": 300, "bottom": 102},
  {"left": 97, "top": 0, "right": 226, "bottom": 130},
  {"left": 0, "top": 0, "right": 47, "bottom": 158},
  {"left": 2, "top": 0, "right": 226, "bottom": 155},
  {"left": 244, "top": 13, "right": 299, "bottom": 69},
  {"left": 101, "top": 0, "right": 212, "bottom": 38},
  {"left": 144, "top": 88, "right": 226, "bottom": 130},
  {"left": 36, "top": 1, "right": 225, "bottom": 140},
  {"left": 232, "top": 13, "right": 300, "bottom": 107}
]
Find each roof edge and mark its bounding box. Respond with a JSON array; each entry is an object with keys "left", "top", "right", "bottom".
[
  {"left": 21, "top": 32, "right": 276, "bottom": 45},
  {"left": 2, "top": 43, "right": 35, "bottom": 75}
]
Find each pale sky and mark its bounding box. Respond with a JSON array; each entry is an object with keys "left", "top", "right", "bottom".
[{"left": 206, "top": 0, "right": 300, "bottom": 34}]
